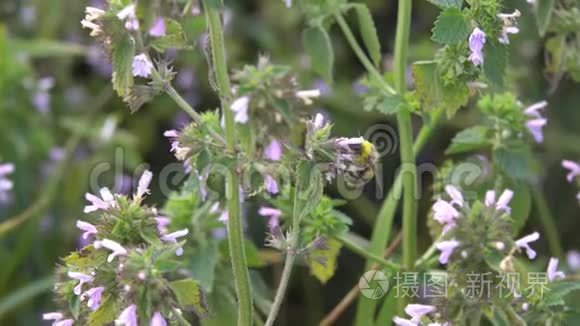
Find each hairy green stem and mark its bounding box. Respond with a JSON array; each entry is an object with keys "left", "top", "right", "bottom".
[
  {"left": 265, "top": 176, "right": 303, "bottom": 326},
  {"left": 335, "top": 234, "right": 402, "bottom": 271},
  {"left": 530, "top": 184, "right": 564, "bottom": 259},
  {"left": 203, "top": 2, "right": 253, "bottom": 325},
  {"left": 393, "top": 0, "right": 415, "bottom": 315}
]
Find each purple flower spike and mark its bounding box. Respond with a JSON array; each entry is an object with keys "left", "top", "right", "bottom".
[
  {"left": 435, "top": 239, "right": 460, "bottom": 264},
  {"left": 116, "top": 304, "right": 138, "bottom": 326},
  {"left": 149, "top": 17, "right": 166, "bottom": 37},
  {"left": 515, "top": 231, "right": 540, "bottom": 259},
  {"left": 468, "top": 27, "right": 486, "bottom": 66}
]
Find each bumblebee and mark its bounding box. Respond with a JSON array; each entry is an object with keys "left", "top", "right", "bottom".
[{"left": 343, "top": 140, "right": 379, "bottom": 187}]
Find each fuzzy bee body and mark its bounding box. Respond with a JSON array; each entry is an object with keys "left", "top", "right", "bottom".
[{"left": 342, "top": 140, "right": 378, "bottom": 187}]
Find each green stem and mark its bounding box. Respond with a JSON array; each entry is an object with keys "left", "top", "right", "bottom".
[
  {"left": 334, "top": 234, "right": 402, "bottom": 271},
  {"left": 530, "top": 184, "right": 565, "bottom": 259},
  {"left": 203, "top": 2, "right": 253, "bottom": 325},
  {"left": 392, "top": 0, "right": 415, "bottom": 315},
  {"left": 265, "top": 175, "right": 303, "bottom": 326}
]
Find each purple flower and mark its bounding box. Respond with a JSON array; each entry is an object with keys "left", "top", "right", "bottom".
[
  {"left": 132, "top": 54, "right": 153, "bottom": 78},
  {"left": 515, "top": 231, "right": 540, "bottom": 259},
  {"left": 567, "top": 250, "right": 580, "bottom": 271},
  {"left": 155, "top": 216, "right": 171, "bottom": 234},
  {"left": 116, "top": 304, "right": 138, "bottom": 326},
  {"left": 76, "top": 220, "right": 97, "bottom": 240},
  {"left": 0, "top": 163, "right": 14, "bottom": 201},
  {"left": 117, "top": 5, "right": 139, "bottom": 31},
  {"left": 393, "top": 303, "right": 436, "bottom": 325},
  {"left": 258, "top": 207, "right": 282, "bottom": 229},
  {"left": 84, "top": 188, "right": 116, "bottom": 213},
  {"left": 136, "top": 170, "right": 153, "bottom": 198},
  {"left": 562, "top": 160, "right": 580, "bottom": 183},
  {"left": 94, "top": 239, "right": 128, "bottom": 262},
  {"left": 265, "top": 175, "right": 279, "bottom": 194},
  {"left": 43, "top": 312, "right": 64, "bottom": 322},
  {"left": 54, "top": 320, "right": 74, "bottom": 326},
  {"left": 547, "top": 257, "right": 565, "bottom": 281},
  {"left": 264, "top": 139, "right": 282, "bottom": 161},
  {"left": 468, "top": 27, "right": 486, "bottom": 66},
  {"left": 497, "top": 10, "right": 521, "bottom": 44},
  {"left": 150, "top": 311, "right": 167, "bottom": 326},
  {"left": 161, "top": 229, "right": 189, "bottom": 256},
  {"left": 432, "top": 199, "right": 459, "bottom": 232},
  {"left": 84, "top": 286, "right": 104, "bottom": 310},
  {"left": 33, "top": 77, "right": 55, "bottom": 113},
  {"left": 313, "top": 113, "right": 326, "bottom": 130},
  {"left": 284, "top": 0, "right": 292, "bottom": 8},
  {"left": 525, "top": 118, "right": 547, "bottom": 143},
  {"left": 231, "top": 96, "right": 250, "bottom": 124},
  {"left": 149, "top": 17, "right": 166, "bottom": 37},
  {"left": 484, "top": 189, "right": 514, "bottom": 213},
  {"left": 435, "top": 239, "right": 460, "bottom": 264},
  {"left": 67, "top": 271, "right": 94, "bottom": 296},
  {"left": 445, "top": 185, "right": 464, "bottom": 207}
]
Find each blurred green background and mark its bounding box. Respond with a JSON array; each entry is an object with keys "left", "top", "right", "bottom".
[{"left": 0, "top": 0, "right": 579, "bottom": 324}]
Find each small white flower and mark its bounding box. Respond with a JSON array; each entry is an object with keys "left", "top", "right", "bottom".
[
  {"left": 515, "top": 231, "right": 540, "bottom": 259},
  {"left": 136, "top": 170, "right": 152, "bottom": 198},
  {"left": 231, "top": 96, "right": 250, "bottom": 124},
  {"left": 161, "top": 229, "right": 189, "bottom": 256},
  {"left": 547, "top": 257, "right": 565, "bottom": 281},
  {"left": 132, "top": 54, "right": 153, "bottom": 78},
  {"left": 435, "top": 239, "right": 460, "bottom": 264},
  {"left": 84, "top": 188, "right": 117, "bottom": 213},
  {"left": 94, "top": 239, "right": 128, "bottom": 262},
  {"left": 296, "top": 89, "right": 321, "bottom": 105},
  {"left": 67, "top": 271, "right": 94, "bottom": 296},
  {"left": 76, "top": 220, "right": 98, "bottom": 239}
]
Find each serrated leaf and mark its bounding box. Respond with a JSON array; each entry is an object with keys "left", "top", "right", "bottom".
[
  {"left": 353, "top": 4, "right": 382, "bottom": 67},
  {"left": 88, "top": 295, "right": 119, "bottom": 326},
  {"left": 169, "top": 279, "right": 209, "bottom": 317},
  {"left": 484, "top": 42, "right": 508, "bottom": 88},
  {"left": 111, "top": 34, "right": 135, "bottom": 97},
  {"left": 303, "top": 26, "right": 334, "bottom": 82},
  {"left": 306, "top": 238, "right": 341, "bottom": 283},
  {"left": 427, "top": 0, "right": 462, "bottom": 9},
  {"left": 536, "top": 0, "right": 555, "bottom": 36},
  {"left": 431, "top": 7, "right": 470, "bottom": 44},
  {"left": 412, "top": 60, "right": 469, "bottom": 116},
  {"left": 446, "top": 126, "right": 491, "bottom": 154},
  {"left": 545, "top": 281, "right": 580, "bottom": 305},
  {"left": 364, "top": 94, "right": 404, "bottom": 115},
  {"left": 151, "top": 19, "right": 189, "bottom": 52}
]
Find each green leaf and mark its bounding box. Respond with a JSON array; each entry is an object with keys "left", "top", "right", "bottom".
[
  {"left": 536, "top": 0, "right": 555, "bottom": 36},
  {"left": 545, "top": 281, "right": 580, "bottom": 306},
  {"left": 431, "top": 7, "right": 470, "bottom": 45},
  {"left": 306, "top": 238, "right": 342, "bottom": 283},
  {"left": 446, "top": 126, "right": 491, "bottom": 154},
  {"left": 483, "top": 42, "right": 508, "bottom": 88},
  {"left": 507, "top": 181, "right": 532, "bottom": 234},
  {"left": 111, "top": 34, "right": 136, "bottom": 97},
  {"left": 494, "top": 147, "right": 536, "bottom": 180},
  {"left": 303, "top": 26, "right": 334, "bottom": 82},
  {"left": 189, "top": 242, "right": 219, "bottom": 292},
  {"left": 88, "top": 295, "right": 119, "bottom": 326},
  {"left": 169, "top": 279, "right": 209, "bottom": 317},
  {"left": 364, "top": 94, "right": 404, "bottom": 115},
  {"left": 353, "top": 4, "right": 382, "bottom": 67},
  {"left": 151, "top": 19, "right": 189, "bottom": 52},
  {"left": 426, "top": 0, "right": 462, "bottom": 9},
  {"left": 412, "top": 61, "right": 469, "bottom": 116}
]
